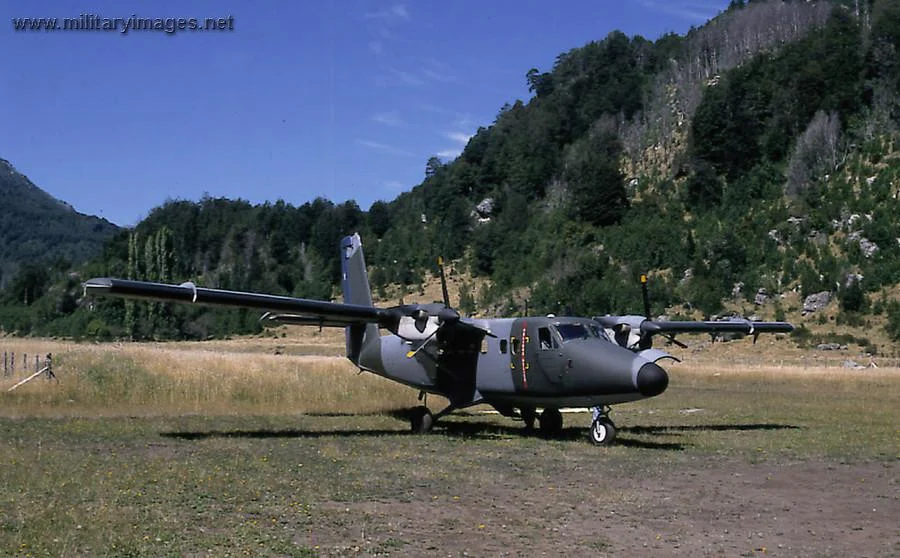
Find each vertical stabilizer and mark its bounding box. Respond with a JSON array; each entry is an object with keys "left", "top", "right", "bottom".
[{"left": 341, "top": 234, "right": 378, "bottom": 364}]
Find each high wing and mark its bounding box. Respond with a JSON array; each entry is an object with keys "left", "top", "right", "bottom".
[
  {"left": 83, "top": 277, "right": 387, "bottom": 327},
  {"left": 82, "top": 277, "right": 490, "bottom": 341},
  {"left": 640, "top": 319, "right": 794, "bottom": 336},
  {"left": 596, "top": 314, "right": 794, "bottom": 350}
]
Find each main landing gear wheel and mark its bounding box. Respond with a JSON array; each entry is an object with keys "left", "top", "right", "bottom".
[
  {"left": 539, "top": 408, "right": 563, "bottom": 437},
  {"left": 520, "top": 406, "right": 537, "bottom": 431},
  {"left": 589, "top": 417, "right": 617, "bottom": 446},
  {"left": 410, "top": 406, "right": 434, "bottom": 433}
]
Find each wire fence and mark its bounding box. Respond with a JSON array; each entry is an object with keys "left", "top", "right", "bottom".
[{"left": 3, "top": 352, "right": 51, "bottom": 376}]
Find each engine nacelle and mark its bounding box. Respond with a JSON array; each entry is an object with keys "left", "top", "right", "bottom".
[{"left": 394, "top": 314, "right": 441, "bottom": 341}]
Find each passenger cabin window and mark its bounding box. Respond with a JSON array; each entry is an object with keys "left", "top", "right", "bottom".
[
  {"left": 499, "top": 339, "right": 508, "bottom": 354},
  {"left": 480, "top": 338, "right": 489, "bottom": 354},
  {"left": 538, "top": 327, "right": 556, "bottom": 350},
  {"left": 510, "top": 336, "right": 520, "bottom": 355}
]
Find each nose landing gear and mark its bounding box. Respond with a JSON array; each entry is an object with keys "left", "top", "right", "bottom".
[{"left": 589, "top": 405, "right": 617, "bottom": 446}]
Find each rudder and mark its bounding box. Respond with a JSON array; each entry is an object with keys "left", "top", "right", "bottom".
[{"left": 341, "top": 234, "right": 378, "bottom": 364}]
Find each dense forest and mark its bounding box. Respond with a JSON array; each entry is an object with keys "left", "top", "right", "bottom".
[{"left": 2, "top": 0, "right": 900, "bottom": 345}]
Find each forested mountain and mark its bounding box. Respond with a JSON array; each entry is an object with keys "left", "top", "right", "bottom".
[
  {"left": 0, "top": 158, "right": 118, "bottom": 291},
  {"left": 375, "top": 0, "right": 900, "bottom": 318},
  {"left": 3, "top": 0, "right": 900, "bottom": 344}
]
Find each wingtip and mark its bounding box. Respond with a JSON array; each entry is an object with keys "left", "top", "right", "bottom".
[{"left": 83, "top": 277, "right": 114, "bottom": 288}]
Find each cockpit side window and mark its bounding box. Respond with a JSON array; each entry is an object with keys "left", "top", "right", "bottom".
[
  {"left": 588, "top": 323, "right": 611, "bottom": 342},
  {"left": 538, "top": 327, "right": 557, "bottom": 350}
]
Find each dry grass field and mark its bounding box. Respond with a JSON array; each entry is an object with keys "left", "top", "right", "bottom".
[{"left": 0, "top": 332, "right": 897, "bottom": 557}]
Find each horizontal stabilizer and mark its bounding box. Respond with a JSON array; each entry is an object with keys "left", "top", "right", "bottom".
[{"left": 259, "top": 312, "right": 355, "bottom": 328}]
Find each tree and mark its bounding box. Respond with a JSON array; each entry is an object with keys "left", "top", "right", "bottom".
[
  {"left": 368, "top": 200, "right": 391, "bottom": 238},
  {"left": 335, "top": 200, "right": 364, "bottom": 235},
  {"left": 839, "top": 280, "right": 865, "bottom": 313},
  {"left": 425, "top": 156, "right": 444, "bottom": 178},
  {"left": 885, "top": 301, "right": 900, "bottom": 342},
  {"left": 526, "top": 68, "right": 553, "bottom": 97},
  {"left": 565, "top": 125, "right": 628, "bottom": 227},
  {"left": 3, "top": 263, "right": 50, "bottom": 306},
  {"left": 786, "top": 110, "right": 843, "bottom": 196},
  {"left": 124, "top": 231, "right": 139, "bottom": 339},
  {"left": 684, "top": 159, "right": 724, "bottom": 209}
]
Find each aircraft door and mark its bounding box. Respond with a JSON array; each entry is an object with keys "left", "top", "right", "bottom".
[
  {"left": 535, "top": 325, "right": 566, "bottom": 385},
  {"left": 509, "top": 319, "right": 530, "bottom": 392},
  {"left": 509, "top": 320, "right": 567, "bottom": 393}
]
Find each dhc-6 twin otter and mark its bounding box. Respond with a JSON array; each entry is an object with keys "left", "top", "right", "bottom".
[{"left": 84, "top": 233, "right": 793, "bottom": 446}]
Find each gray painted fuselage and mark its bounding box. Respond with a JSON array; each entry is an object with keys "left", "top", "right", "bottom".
[{"left": 353, "top": 315, "right": 668, "bottom": 411}]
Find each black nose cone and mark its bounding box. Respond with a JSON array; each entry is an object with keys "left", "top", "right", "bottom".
[{"left": 636, "top": 362, "right": 669, "bottom": 396}]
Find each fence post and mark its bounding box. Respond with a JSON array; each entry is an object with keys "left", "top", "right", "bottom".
[
  {"left": 2, "top": 352, "right": 6, "bottom": 376},
  {"left": 24, "top": 354, "right": 27, "bottom": 371},
  {"left": 44, "top": 354, "right": 55, "bottom": 381},
  {"left": 35, "top": 355, "right": 39, "bottom": 373}
]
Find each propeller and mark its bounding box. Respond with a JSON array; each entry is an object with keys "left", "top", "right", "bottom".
[
  {"left": 437, "top": 256, "right": 451, "bottom": 307},
  {"left": 639, "top": 273, "right": 685, "bottom": 349},
  {"left": 640, "top": 273, "right": 651, "bottom": 319},
  {"left": 402, "top": 255, "right": 494, "bottom": 359}
]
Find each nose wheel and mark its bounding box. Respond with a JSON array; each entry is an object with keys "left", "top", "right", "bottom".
[
  {"left": 589, "top": 417, "right": 616, "bottom": 445},
  {"left": 589, "top": 406, "right": 616, "bottom": 446}
]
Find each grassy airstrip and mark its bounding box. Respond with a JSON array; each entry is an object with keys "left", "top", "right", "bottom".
[{"left": 1, "top": 335, "right": 897, "bottom": 556}]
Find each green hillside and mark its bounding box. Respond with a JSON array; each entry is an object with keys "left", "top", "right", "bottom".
[
  {"left": 3, "top": 0, "right": 899, "bottom": 346},
  {"left": 0, "top": 158, "right": 118, "bottom": 293}
]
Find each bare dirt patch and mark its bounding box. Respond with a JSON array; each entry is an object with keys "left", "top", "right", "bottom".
[{"left": 310, "top": 456, "right": 896, "bottom": 557}]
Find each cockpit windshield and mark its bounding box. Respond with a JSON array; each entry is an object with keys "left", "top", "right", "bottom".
[
  {"left": 555, "top": 323, "right": 591, "bottom": 342},
  {"left": 553, "top": 322, "right": 612, "bottom": 343}
]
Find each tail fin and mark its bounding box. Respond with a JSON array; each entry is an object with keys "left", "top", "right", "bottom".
[{"left": 341, "top": 234, "right": 378, "bottom": 364}]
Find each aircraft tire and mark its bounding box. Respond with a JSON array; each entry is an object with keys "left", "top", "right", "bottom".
[
  {"left": 539, "top": 408, "right": 563, "bottom": 437},
  {"left": 410, "top": 406, "right": 433, "bottom": 434},
  {"left": 520, "top": 406, "right": 536, "bottom": 431},
  {"left": 589, "top": 417, "right": 616, "bottom": 446}
]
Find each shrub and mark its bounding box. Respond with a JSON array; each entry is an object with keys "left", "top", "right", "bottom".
[{"left": 885, "top": 301, "right": 900, "bottom": 342}]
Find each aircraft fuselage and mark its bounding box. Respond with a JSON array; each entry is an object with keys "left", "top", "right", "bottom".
[{"left": 355, "top": 316, "right": 669, "bottom": 410}]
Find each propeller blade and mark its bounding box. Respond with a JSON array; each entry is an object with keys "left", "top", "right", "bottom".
[
  {"left": 413, "top": 308, "right": 429, "bottom": 333},
  {"left": 406, "top": 327, "right": 440, "bottom": 359},
  {"left": 437, "top": 256, "right": 451, "bottom": 308},
  {"left": 662, "top": 333, "right": 688, "bottom": 349},
  {"left": 640, "top": 273, "right": 651, "bottom": 319}
]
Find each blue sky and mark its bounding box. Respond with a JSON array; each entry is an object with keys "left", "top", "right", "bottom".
[{"left": 2, "top": 0, "right": 730, "bottom": 226}]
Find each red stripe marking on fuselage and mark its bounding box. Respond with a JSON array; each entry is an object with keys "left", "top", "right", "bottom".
[{"left": 520, "top": 321, "right": 528, "bottom": 390}]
